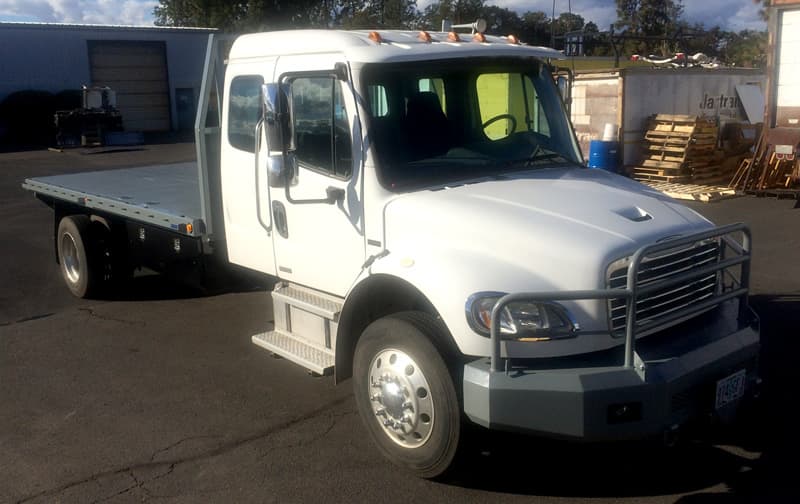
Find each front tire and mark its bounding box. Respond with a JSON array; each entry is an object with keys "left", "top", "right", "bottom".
[{"left": 353, "top": 312, "right": 461, "bottom": 478}]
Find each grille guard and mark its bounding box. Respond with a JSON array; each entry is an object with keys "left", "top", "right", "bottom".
[{"left": 488, "top": 223, "right": 752, "bottom": 372}]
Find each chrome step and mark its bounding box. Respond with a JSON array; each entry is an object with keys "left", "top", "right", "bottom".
[
  {"left": 272, "top": 283, "right": 343, "bottom": 321},
  {"left": 252, "top": 330, "right": 334, "bottom": 376}
]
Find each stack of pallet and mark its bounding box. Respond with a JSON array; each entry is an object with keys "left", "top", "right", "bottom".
[{"left": 632, "top": 115, "right": 719, "bottom": 183}]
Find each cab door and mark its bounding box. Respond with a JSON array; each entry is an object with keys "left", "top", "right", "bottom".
[
  {"left": 219, "top": 60, "right": 277, "bottom": 275},
  {"left": 270, "top": 54, "right": 365, "bottom": 296}
]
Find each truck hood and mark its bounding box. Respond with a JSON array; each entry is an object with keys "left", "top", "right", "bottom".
[
  {"left": 377, "top": 167, "right": 716, "bottom": 356},
  {"left": 382, "top": 167, "right": 712, "bottom": 294}
]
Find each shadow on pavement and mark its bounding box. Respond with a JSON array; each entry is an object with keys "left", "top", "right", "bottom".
[
  {"left": 100, "top": 265, "right": 274, "bottom": 302},
  {"left": 443, "top": 294, "right": 800, "bottom": 502}
]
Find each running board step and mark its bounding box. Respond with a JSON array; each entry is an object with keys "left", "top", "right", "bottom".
[
  {"left": 252, "top": 330, "right": 334, "bottom": 376},
  {"left": 272, "top": 283, "right": 343, "bottom": 320}
]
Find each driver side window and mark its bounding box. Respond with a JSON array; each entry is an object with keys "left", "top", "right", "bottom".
[
  {"left": 476, "top": 73, "right": 551, "bottom": 141},
  {"left": 289, "top": 76, "right": 353, "bottom": 178}
]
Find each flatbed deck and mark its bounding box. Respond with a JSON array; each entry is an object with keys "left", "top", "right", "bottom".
[{"left": 22, "top": 162, "right": 203, "bottom": 237}]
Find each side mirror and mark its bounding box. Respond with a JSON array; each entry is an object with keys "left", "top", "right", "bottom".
[
  {"left": 334, "top": 62, "right": 349, "bottom": 81},
  {"left": 262, "top": 83, "right": 282, "bottom": 150},
  {"left": 262, "top": 83, "right": 293, "bottom": 188},
  {"left": 555, "top": 74, "right": 572, "bottom": 115},
  {"left": 556, "top": 76, "right": 570, "bottom": 104}
]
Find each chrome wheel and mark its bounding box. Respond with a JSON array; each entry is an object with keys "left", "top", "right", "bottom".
[
  {"left": 60, "top": 231, "right": 81, "bottom": 285},
  {"left": 367, "top": 348, "right": 434, "bottom": 448}
]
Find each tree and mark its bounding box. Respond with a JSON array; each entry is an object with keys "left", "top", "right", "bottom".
[
  {"left": 555, "top": 12, "right": 584, "bottom": 34},
  {"left": 153, "top": 0, "right": 245, "bottom": 29},
  {"left": 720, "top": 29, "right": 768, "bottom": 67},
  {"left": 480, "top": 5, "right": 522, "bottom": 36},
  {"left": 419, "top": 0, "right": 485, "bottom": 31},
  {"left": 519, "top": 11, "right": 550, "bottom": 46},
  {"left": 679, "top": 22, "right": 724, "bottom": 59},
  {"left": 153, "top": 0, "right": 421, "bottom": 31},
  {"left": 581, "top": 21, "right": 606, "bottom": 56},
  {"left": 614, "top": 0, "right": 684, "bottom": 55},
  {"left": 756, "top": 0, "right": 769, "bottom": 21},
  {"left": 336, "top": 0, "right": 420, "bottom": 29}
]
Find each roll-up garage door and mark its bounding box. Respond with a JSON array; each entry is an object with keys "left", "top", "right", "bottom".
[{"left": 88, "top": 41, "right": 170, "bottom": 131}]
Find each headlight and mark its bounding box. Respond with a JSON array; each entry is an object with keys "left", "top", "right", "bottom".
[{"left": 466, "top": 292, "right": 579, "bottom": 341}]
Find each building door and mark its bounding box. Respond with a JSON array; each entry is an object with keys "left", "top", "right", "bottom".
[{"left": 88, "top": 40, "right": 170, "bottom": 131}]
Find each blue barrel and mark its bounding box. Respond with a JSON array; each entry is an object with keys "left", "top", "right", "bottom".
[{"left": 588, "top": 140, "right": 620, "bottom": 172}]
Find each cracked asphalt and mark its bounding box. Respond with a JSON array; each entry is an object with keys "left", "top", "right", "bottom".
[{"left": 1, "top": 143, "right": 799, "bottom": 503}]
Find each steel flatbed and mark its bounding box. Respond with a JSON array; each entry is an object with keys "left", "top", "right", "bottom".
[{"left": 22, "top": 162, "right": 204, "bottom": 237}]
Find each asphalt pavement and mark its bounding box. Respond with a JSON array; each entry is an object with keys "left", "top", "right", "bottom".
[{"left": 1, "top": 144, "right": 798, "bottom": 503}]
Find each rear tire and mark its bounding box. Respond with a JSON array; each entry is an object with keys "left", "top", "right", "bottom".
[
  {"left": 353, "top": 311, "right": 461, "bottom": 478},
  {"left": 57, "top": 215, "right": 99, "bottom": 298}
]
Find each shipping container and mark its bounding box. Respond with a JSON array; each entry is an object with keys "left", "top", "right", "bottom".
[{"left": 571, "top": 67, "right": 765, "bottom": 168}]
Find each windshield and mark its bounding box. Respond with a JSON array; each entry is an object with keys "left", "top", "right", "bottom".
[{"left": 360, "top": 57, "right": 582, "bottom": 191}]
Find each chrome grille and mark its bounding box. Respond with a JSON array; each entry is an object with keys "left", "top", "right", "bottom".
[{"left": 608, "top": 241, "right": 720, "bottom": 333}]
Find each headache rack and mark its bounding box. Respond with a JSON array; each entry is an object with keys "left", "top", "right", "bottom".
[{"left": 489, "top": 223, "right": 752, "bottom": 372}]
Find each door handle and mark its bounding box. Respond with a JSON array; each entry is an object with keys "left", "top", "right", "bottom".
[{"left": 326, "top": 186, "right": 345, "bottom": 203}]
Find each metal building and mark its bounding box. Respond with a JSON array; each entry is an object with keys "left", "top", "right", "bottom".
[{"left": 0, "top": 22, "right": 216, "bottom": 132}]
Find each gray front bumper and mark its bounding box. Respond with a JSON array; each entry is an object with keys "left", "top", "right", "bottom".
[{"left": 463, "top": 323, "right": 759, "bottom": 441}]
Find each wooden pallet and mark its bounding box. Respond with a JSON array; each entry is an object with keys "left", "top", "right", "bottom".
[
  {"left": 632, "top": 171, "right": 691, "bottom": 183},
  {"left": 634, "top": 166, "right": 690, "bottom": 176},
  {"left": 642, "top": 181, "right": 740, "bottom": 203},
  {"left": 634, "top": 114, "right": 721, "bottom": 185}
]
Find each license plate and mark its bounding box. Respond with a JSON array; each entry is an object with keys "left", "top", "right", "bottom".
[{"left": 715, "top": 369, "right": 746, "bottom": 410}]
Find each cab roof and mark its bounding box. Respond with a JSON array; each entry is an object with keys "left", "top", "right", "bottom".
[{"left": 229, "top": 29, "right": 563, "bottom": 63}]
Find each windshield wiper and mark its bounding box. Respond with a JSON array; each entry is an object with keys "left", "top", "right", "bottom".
[{"left": 509, "top": 146, "right": 568, "bottom": 168}]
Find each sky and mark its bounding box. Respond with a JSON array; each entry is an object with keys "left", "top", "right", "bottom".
[{"left": 0, "top": 0, "right": 767, "bottom": 32}]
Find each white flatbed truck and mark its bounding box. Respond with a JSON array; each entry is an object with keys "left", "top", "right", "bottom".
[{"left": 23, "top": 27, "right": 760, "bottom": 478}]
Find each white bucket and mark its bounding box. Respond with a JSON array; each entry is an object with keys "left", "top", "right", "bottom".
[{"left": 602, "top": 123, "right": 618, "bottom": 141}]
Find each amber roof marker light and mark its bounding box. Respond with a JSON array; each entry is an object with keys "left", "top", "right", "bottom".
[{"left": 368, "top": 31, "right": 383, "bottom": 43}]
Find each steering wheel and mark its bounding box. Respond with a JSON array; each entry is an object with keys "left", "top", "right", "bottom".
[{"left": 481, "top": 114, "right": 518, "bottom": 135}]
